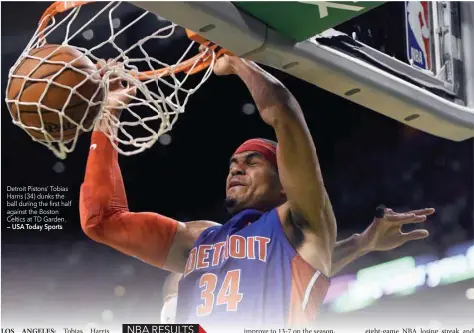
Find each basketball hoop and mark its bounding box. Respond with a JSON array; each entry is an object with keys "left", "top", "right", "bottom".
[{"left": 6, "top": 1, "right": 230, "bottom": 159}]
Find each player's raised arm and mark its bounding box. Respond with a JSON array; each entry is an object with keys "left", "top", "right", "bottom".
[
  {"left": 214, "top": 56, "right": 337, "bottom": 275},
  {"left": 79, "top": 72, "right": 216, "bottom": 272}
]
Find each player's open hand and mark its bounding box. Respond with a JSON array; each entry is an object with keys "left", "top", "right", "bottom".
[{"left": 360, "top": 207, "right": 435, "bottom": 252}]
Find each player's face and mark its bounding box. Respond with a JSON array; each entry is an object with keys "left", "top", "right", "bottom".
[{"left": 225, "top": 151, "right": 284, "bottom": 214}]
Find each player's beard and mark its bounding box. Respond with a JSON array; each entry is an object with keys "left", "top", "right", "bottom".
[{"left": 224, "top": 197, "right": 237, "bottom": 213}]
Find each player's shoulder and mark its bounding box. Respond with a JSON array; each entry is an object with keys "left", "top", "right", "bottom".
[
  {"left": 181, "top": 220, "right": 221, "bottom": 241},
  {"left": 184, "top": 220, "right": 220, "bottom": 228}
]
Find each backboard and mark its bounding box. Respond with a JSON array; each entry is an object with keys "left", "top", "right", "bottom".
[{"left": 132, "top": 1, "right": 474, "bottom": 142}]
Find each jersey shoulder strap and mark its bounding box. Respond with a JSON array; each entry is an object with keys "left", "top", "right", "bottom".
[{"left": 193, "top": 224, "right": 221, "bottom": 246}]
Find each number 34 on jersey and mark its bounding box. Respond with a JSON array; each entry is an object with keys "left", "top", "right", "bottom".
[{"left": 197, "top": 269, "right": 243, "bottom": 316}]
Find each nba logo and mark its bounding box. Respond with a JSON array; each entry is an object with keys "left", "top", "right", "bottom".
[{"left": 405, "top": 1, "right": 433, "bottom": 72}]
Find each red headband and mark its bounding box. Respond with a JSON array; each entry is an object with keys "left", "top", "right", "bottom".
[{"left": 233, "top": 139, "right": 277, "bottom": 168}]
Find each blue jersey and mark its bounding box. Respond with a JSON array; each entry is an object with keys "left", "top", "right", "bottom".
[{"left": 175, "top": 208, "right": 330, "bottom": 329}]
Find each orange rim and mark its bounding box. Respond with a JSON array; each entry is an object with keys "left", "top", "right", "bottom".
[{"left": 37, "top": 1, "right": 230, "bottom": 80}]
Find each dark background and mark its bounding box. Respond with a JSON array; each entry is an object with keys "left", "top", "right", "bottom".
[{"left": 1, "top": 1, "right": 473, "bottom": 330}]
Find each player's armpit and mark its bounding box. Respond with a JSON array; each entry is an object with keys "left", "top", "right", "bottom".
[{"left": 277, "top": 201, "right": 335, "bottom": 277}]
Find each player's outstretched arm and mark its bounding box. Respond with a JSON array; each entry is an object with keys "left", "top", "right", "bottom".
[
  {"left": 214, "top": 56, "right": 336, "bottom": 275},
  {"left": 79, "top": 72, "right": 217, "bottom": 272},
  {"left": 330, "top": 207, "right": 434, "bottom": 276}
]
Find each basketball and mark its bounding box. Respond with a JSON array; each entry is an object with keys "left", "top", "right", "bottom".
[{"left": 7, "top": 44, "right": 104, "bottom": 142}]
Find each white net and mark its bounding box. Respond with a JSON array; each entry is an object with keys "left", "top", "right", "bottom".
[{"left": 5, "top": 1, "right": 217, "bottom": 159}]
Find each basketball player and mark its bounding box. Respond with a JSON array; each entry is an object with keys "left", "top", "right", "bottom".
[{"left": 80, "top": 55, "right": 434, "bottom": 328}]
